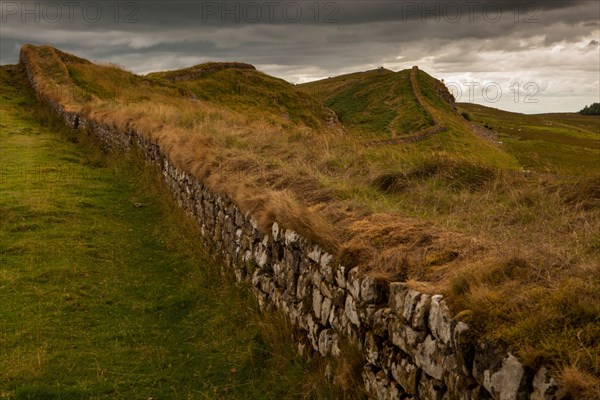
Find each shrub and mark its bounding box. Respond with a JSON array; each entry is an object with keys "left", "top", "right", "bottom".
[{"left": 579, "top": 102, "right": 600, "bottom": 115}]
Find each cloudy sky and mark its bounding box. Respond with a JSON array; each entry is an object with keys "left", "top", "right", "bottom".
[{"left": 1, "top": 0, "right": 599, "bottom": 113}]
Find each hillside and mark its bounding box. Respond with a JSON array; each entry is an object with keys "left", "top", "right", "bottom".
[
  {"left": 299, "top": 68, "right": 431, "bottom": 139},
  {"left": 15, "top": 45, "right": 600, "bottom": 396},
  {"left": 458, "top": 102, "right": 600, "bottom": 175},
  {"left": 299, "top": 67, "right": 518, "bottom": 167}
]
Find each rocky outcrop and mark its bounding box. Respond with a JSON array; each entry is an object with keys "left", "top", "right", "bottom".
[{"left": 20, "top": 48, "right": 562, "bottom": 400}]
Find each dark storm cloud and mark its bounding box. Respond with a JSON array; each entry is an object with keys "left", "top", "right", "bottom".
[{"left": 1, "top": 0, "right": 598, "bottom": 112}]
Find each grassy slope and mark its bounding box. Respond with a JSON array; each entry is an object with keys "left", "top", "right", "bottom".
[
  {"left": 0, "top": 65, "right": 345, "bottom": 399},
  {"left": 299, "top": 69, "right": 431, "bottom": 139},
  {"left": 299, "top": 69, "right": 518, "bottom": 167},
  {"left": 149, "top": 65, "right": 335, "bottom": 131},
  {"left": 458, "top": 102, "right": 600, "bottom": 175},
  {"left": 17, "top": 46, "right": 600, "bottom": 395}
]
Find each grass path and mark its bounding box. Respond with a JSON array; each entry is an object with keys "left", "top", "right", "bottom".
[{"left": 0, "top": 66, "right": 330, "bottom": 399}]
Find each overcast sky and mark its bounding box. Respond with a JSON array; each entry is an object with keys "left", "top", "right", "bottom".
[{"left": 1, "top": 0, "right": 599, "bottom": 113}]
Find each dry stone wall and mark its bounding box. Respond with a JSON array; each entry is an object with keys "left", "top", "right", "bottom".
[{"left": 20, "top": 51, "right": 560, "bottom": 400}]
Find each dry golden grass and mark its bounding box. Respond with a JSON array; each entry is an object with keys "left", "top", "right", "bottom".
[
  {"left": 558, "top": 365, "right": 600, "bottom": 400},
  {"left": 19, "top": 45, "right": 600, "bottom": 390}
]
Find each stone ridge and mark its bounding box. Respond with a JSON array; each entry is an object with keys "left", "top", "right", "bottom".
[{"left": 19, "top": 47, "right": 560, "bottom": 400}]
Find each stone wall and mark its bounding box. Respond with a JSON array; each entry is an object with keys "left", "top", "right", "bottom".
[{"left": 20, "top": 50, "right": 560, "bottom": 400}]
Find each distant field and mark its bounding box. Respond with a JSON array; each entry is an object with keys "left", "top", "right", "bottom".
[
  {"left": 0, "top": 65, "right": 339, "bottom": 399},
  {"left": 458, "top": 102, "right": 600, "bottom": 175}
]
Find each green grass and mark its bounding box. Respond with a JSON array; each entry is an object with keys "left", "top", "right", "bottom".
[
  {"left": 0, "top": 65, "right": 342, "bottom": 399},
  {"left": 458, "top": 102, "right": 600, "bottom": 175},
  {"left": 298, "top": 69, "right": 431, "bottom": 139}
]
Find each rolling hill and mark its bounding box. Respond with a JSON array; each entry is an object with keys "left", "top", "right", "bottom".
[
  {"left": 13, "top": 45, "right": 600, "bottom": 395},
  {"left": 458, "top": 102, "right": 600, "bottom": 175}
]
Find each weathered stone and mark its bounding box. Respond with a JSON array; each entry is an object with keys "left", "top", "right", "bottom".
[
  {"left": 413, "top": 335, "right": 445, "bottom": 381},
  {"left": 391, "top": 356, "right": 419, "bottom": 395},
  {"left": 360, "top": 276, "right": 379, "bottom": 303},
  {"left": 362, "top": 365, "right": 402, "bottom": 400},
  {"left": 306, "top": 313, "right": 321, "bottom": 351},
  {"left": 453, "top": 321, "right": 473, "bottom": 375},
  {"left": 272, "top": 262, "right": 284, "bottom": 287},
  {"left": 235, "top": 228, "right": 243, "bottom": 243},
  {"left": 362, "top": 365, "right": 378, "bottom": 398},
  {"left": 364, "top": 331, "right": 380, "bottom": 365},
  {"left": 344, "top": 294, "right": 361, "bottom": 327},
  {"left": 399, "top": 289, "right": 420, "bottom": 324},
  {"left": 391, "top": 323, "right": 426, "bottom": 355},
  {"left": 412, "top": 293, "right": 431, "bottom": 331},
  {"left": 320, "top": 297, "right": 332, "bottom": 326},
  {"left": 334, "top": 265, "right": 347, "bottom": 289},
  {"left": 473, "top": 344, "right": 528, "bottom": 400},
  {"left": 307, "top": 244, "right": 321, "bottom": 263},
  {"left": 419, "top": 374, "right": 447, "bottom": 400},
  {"left": 379, "top": 341, "right": 398, "bottom": 370},
  {"left": 429, "top": 295, "right": 453, "bottom": 346},
  {"left": 312, "top": 288, "right": 323, "bottom": 320},
  {"left": 271, "top": 222, "right": 280, "bottom": 240},
  {"left": 271, "top": 239, "right": 284, "bottom": 262},
  {"left": 284, "top": 229, "right": 299, "bottom": 245},
  {"left": 361, "top": 304, "right": 378, "bottom": 327},
  {"left": 249, "top": 216, "right": 259, "bottom": 230},
  {"left": 320, "top": 252, "right": 333, "bottom": 269},
  {"left": 283, "top": 248, "right": 300, "bottom": 275},
  {"left": 251, "top": 269, "right": 261, "bottom": 289},
  {"left": 296, "top": 273, "right": 311, "bottom": 300},
  {"left": 444, "top": 358, "right": 478, "bottom": 400},
  {"left": 331, "top": 287, "right": 346, "bottom": 308},
  {"left": 232, "top": 207, "right": 243, "bottom": 227},
  {"left": 389, "top": 282, "right": 409, "bottom": 315},
  {"left": 223, "top": 214, "right": 235, "bottom": 234},
  {"left": 328, "top": 305, "right": 340, "bottom": 331},
  {"left": 318, "top": 329, "right": 335, "bottom": 356},
  {"left": 318, "top": 281, "right": 334, "bottom": 299},
  {"left": 330, "top": 333, "right": 341, "bottom": 357},
  {"left": 372, "top": 307, "right": 392, "bottom": 337},
  {"left": 253, "top": 236, "right": 270, "bottom": 269},
  {"left": 320, "top": 262, "right": 334, "bottom": 285},
  {"left": 531, "top": 367, "right": 559, "bottom": 400},
  {"left": 347, "top": 267, "right": 361, "bottom": 300}
]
